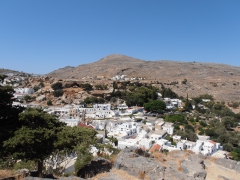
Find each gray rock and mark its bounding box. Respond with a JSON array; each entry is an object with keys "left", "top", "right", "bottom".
[
  {"left": 114, "top": 149, "right": 166, "bottom": 180},
  {"left": 217, "top": 175, "right": 231, "bottom": 180},
  {"left": 58, "top": 175, "right": 85, "bottom": 180},
  {"left": 215, "top": 158, "right": 237, "bottom": 170},
  {"left": 24, "top": 178, "right": 55, "bottom": 180},
  {"left": 235, "top": 162, "right": 240, "bottom": 174},
  {"left": 36, "top": 95, "right": 46, "bottom": 102},
  {"left": 18, "top": 168, "right": 30, "bottom": 174}
]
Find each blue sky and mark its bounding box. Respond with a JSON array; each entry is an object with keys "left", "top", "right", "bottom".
[{"left": 0, "top": 0, "right": 240, "bottom": 74}]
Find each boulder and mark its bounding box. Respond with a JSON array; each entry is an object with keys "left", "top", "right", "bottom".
[
  {"left": 235, "top": 162, "right": 240, "bottom": 174},
  {"left": 36, "top": 95, "right": 46, "bottom": 102},
  {"left": 181, "top": 160, "right": 206, "bottom": 180},
  {"left": 215, "top": 158, "right": 236, "bottom": 170},
  {"left": 114, "top": 149, "right": 166, "bottom": 180}
]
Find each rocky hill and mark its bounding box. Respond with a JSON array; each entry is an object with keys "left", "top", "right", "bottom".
[
  {"left": 23, "top": 149, "right": 240, "bottom": 180},
  {"left": 48, "top": 54, "right": 240, "bottom": 102},
  {"left": 0, "top": 68, "right": 30, "bottom": 76}
]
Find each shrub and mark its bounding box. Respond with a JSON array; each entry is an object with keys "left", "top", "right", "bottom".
[
  {"left": 182, "top": 79, "right": 187, "bottom": 84},
  {"left": 24, "top": 95, "right": 32, "bottom": 102},
  {"left": 33, "top": 85, "right": 40, "bottom": 92},
  {"left": 232, "top": 102, "right": 239, "bottom": 108},
  {"left": 47, "top": 100, "right": 52, "bottom": 106},
  {"left": 53, "top": 90, "right": 64, "bottom": 97},
  {"left": 14, "top": 160, "right": 36, "bottom": 171},
  {"left": 39, "top": 82, "right": 44, "bottom": 87},
  {"left": 81, "top": 83, "right": 93, "bottom": 91},
  {"left": 200, "top": 121, "right": 207, "bottom": 127},
  {"left": 51, "top": 82, "right": 63, "bottom": 90}
]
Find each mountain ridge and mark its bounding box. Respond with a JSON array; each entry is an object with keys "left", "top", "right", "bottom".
[{"left": 47, "top": 54, "right": 240, "bottom": 102}]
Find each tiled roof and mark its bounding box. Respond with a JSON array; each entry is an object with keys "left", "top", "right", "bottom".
[{"left": 149, "top": 144, "right": 161, "bottom": 153}]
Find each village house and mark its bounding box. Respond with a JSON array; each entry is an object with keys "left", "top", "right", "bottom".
[
  {"left": 149, "top": 130, "right": 167, "bottom": 141},
  {"left": 162, "top": 122, "right": 174, "bottom": 135},
  {"left": 163, "top": 98, "right": 182, "bottom": 109}
]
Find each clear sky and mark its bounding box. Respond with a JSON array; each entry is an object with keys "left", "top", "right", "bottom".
[{"left": 0, "top": 0, "right": 240, "bottom": 74}]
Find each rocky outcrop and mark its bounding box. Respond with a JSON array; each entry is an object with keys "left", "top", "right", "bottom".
[
  {"left": 235, "top": 162, "right": 240, "bottom": 174},
  {"left": 215, "top": 158, "right": 237, "bottom": 170},
  {"left": 36, "top": 95, "right": 46, "bottom": 102},
  {"left": 114, "top": 149, "right": 165, "bottom": 180},
  {"left": 114, "top": 149, "right": 207, "bottom": 180}
]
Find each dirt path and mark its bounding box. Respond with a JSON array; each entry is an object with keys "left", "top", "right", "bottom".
[{"left": 205, "top": 160, "right": 240, "bottom": 180}]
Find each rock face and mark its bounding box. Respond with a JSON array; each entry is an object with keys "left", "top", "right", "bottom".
[
  {"left": 215, "top": 158, "right": 237, "bottom": 170},
  {"left": 235, "top": 162, "right": 240, "bottom": 174},
  {"left": 114, "top": 149, "right": 207, "bottom": 180},
  {"left": 36, "top": 95, "right": 46, "bottom": 102},
  {"left": 163, "top": 152, "right": 206, "bottom": 180},
  {"left": 114, "top": 149, "right": 165, "bottom": 180}
]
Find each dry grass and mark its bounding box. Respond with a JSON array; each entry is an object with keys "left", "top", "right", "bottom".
[
  {"left": 138, "top": 171, "right": 145, "bottom": 179},
  {"left": 209, "top": 156, "right": 217, "bottom": 163},
  {"left": 0, "top": 170, "right": 15, "bottom": 178},
  {"left": 184, "top": 150, "right": 195, "bottom": 155},
  {"left": 152, "top": 151, "right": 167, "bottom": 162},
  {"left": 109, "top": 154, "right": 118, "bottom": 166},
  {"left": 177, "top": 160, "right": 183, "bottom": 172},
  {"left": 92, "top": 169, "right": 140, "bottom": 180}
]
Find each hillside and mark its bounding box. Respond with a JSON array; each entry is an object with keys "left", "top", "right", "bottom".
[
  {"left": 0, "top": 68, "right": 30, "bottom": 76},
  {"left": 48, "top": 54, "right": 240, "bottom": 102}
]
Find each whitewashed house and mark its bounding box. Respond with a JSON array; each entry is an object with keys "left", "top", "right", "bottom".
[
  {"left": 149, "top": 130, "right": 167, "bottom": 141},
  {"left": 59, "top": 118, "right": 80, "bottom": 127},
  {"left": 162, "top": 122, "right": 174, "bottom": 135}
]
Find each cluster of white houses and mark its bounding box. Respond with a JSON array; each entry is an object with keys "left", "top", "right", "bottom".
[
  {"left": 46, "top": 102, "right": 223, "bottom": 157},
  {"left": 111, "top": 75, "right": 144, "bottom": 81}
]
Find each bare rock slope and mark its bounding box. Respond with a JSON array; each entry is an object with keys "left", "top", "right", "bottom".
[{"left": 48, "top": 54, "right": 240, "bottom": 102}]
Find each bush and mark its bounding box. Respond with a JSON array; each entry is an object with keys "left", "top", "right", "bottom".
[
  {"left": 232, "top": 102, "right": 239, "bottom": 108},
  {"left": 81, "top": 83, "right": 93, "bottom": 91},
  {"left": 182, "top": 79, "right": 187, "bottom": 84},
  {"left": 24, "top": 95, "right": 32, "bottom": 102},
  {"left": 223, "top": 143, "right": 234, "bottom": 152},
  {"left": 53, "top": 90, "right": 64, "bottom": 97},
  {"left": 200, "top": 121, "right": 207, "bottom": 127},
  {"left": 95, "top": 84, "right": 107, "bottom": 90},
  {"left": 33, "top": 85, "right": 40, "bottom": 92},
  {"left": 47, "top": 100, "right": 52, "bottom": 106},
  {"left": 39, "top": 82, "right": 44, "bottom": 87},
  {"left": 51, "top": 82, "right": 63, "bottom": 90},
  {"left": 14, "top": 160, "right": 36, "bottom": 171}
]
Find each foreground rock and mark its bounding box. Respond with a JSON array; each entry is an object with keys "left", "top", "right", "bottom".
[{"left": 114, "top": 149, "right": 206, "bottom": 180}]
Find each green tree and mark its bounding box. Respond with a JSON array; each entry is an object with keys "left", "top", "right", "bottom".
[
  {"left": 3, "top": 108, "right": 65, "bottom": 177},
  {"left": 24, "top": 95, "right": 32, "bottom": 102},
  {"left": 33, "top": 85, "right": 40, "bottom": 92},
  {"left": 161, "top": 88, "right": 178, "bottom": 98},
  {"left": 53, "top": 89, "right": 64, "bottom": 97},
  {"left": 54, "top": 126, "right": 97, "bottom": 175},
  {"left": 0, "top": 74, "right": 7, "bottom": 82},
  {"left": 184, "top": 94, "right": 192, "bottom": 111},
  {"left": 0, "top": 86, "right": 25, "bottom": 158},
  {"left": 143, "top": 100, "right": 166, "bottom": 113}
]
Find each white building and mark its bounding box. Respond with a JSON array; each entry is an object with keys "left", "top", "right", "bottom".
[
  {"left": 59, "top": 118, "right": 80, "bottom": 127},
  {"left": 162, "top": 122, "right": 174, "bottom": 135},
  {"left": 14, "top": 88, "right": 34, "bottom": 95},
  {"left": 149, "top": 130, "right": 167, "bottom": 141}
]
